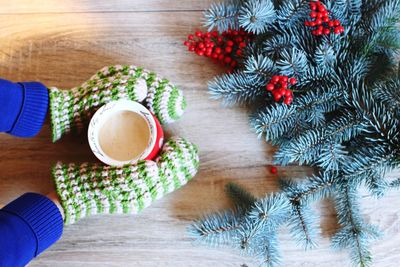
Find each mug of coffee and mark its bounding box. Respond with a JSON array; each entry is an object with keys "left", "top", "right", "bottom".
[{"left": 88, "top": 100, "right": 164, "bottom": 166}]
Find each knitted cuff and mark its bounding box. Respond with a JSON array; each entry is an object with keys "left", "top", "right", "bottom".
[
  {"left": 2, "top": 193, "right": 64, "bottom": 255},
  {"left": 8, "top": 82, "right": 49, "bottom": 138},
  {"left": 53, "top": 137, "right": 199, "bottom": 224},
  {"left": 49, "top": 65, "right": 186, "bottom": 142}
]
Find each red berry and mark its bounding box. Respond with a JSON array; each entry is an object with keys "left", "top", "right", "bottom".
[
  {"left": 310, "top": 12, "right": 317, "bottom": 18},
  {"left": 198, "top": 42, "right": 205, "bottom": 49},
  {"left": 338, "top": 26, "right": 345, "bottom": 33},
  {"left": 188, "top": 46, "right": 195, "bottom": 52},
  {"left": 289, "top": 77, "right": 297, "bottom": 85},
  {"left": 218, "top": 54, "right": 224, "bottom": 60},
  {"left": 236, "top": 49, "right": 243, "bottom": 56},
  {"left": 184, "top": 41, "right": 190, "bottom": 46},
  {"left": 272, "top": 76, "right": 280, "bottom": 84},
  {"left": 281, "top": 76, "right": 289, "bottom": 82},
  {"left": 284, "top": 89, "right": 292, "bottom": 97},
  {"left": 214, "top": 47, "right": 222, "bottom": 54},
  {"left": 278, "top": 87, "right": 285, "bottom": 95},
  {"left": 323, "top": 28, "right": 330, "bottom": 35},
  {"left": 270, "top": 166, "right": 278, "bottom": 174},
  {"left": 235, "top": 37, "right": 243, "bottom": 43},
  {"left": 310, "top": 2, "right": 317, "bottom": 10},
  {"left": 309, "top": 21, "right": 316, "bottom": 27},
  {"left": 283, "top": 98, "right": 292, "bottom": 105},
  {"left": 225, "top": 46, "right": 233, "bottom": 53},
  {"left": 333, "top": 20, "right": 341, "bottom": 26},
  {"left": 323, "top": 17, "right": 329, "bottom": 23},
  {"left": 227, "top": 40, "right": 234, "bottom": 46},
  {"left": 224, "top": 57, "right": 232, "bottom": 64},
  {"left": 315, "top": 18, "right": 322, "bottom": 25},
  {"left": 266, "top": 84, "right": 275, "bottom": 91},
  {"left": 328, "top": 21, "right": 335, "bottom": 27}
]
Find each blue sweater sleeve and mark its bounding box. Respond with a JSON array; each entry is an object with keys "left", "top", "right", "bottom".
[
  {"left": 0, "top": 79, "right": 49, "bottom": 137},
  {"left": 0, "top": 193, "right": 64, "bottom": 267}
]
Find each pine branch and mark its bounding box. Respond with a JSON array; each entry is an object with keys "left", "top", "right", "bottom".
[
  {"left": 238, "top": 0, "right": 276, "bottom": 34},
  {"left": 372, "top": 78, "right": 400, "bottom": 116},
  {"left": 209, "top": 71, "right": 266, "bottom": 105},
  {"left": 282, "top": 173, "right": 335, "bottom": 248},
  {"left": 352, "top": 84, "right": 400, "bottom": 145},
  {"left": 263, "top": 31, "right": 294, "bottom": 59},
  {"left": 341, "top": 142, "right": 398, "bottom": 188},
  {"left": 247, "top": 193, "right": 291, "bottom": 232},
  {"left": 244, "top": 54, "right": 277, "bottom": 83},
  {"left": 189, "top": 209, "right": 242, "bottom": 247},
  {"left": 204, "top": 0, "right": 241, "bottom": 32},
  {"left": 364, "top": 173, "right": 388, "bottom": 198},
  {"left": 235, "top": 193, "right": 291, "bottom": 259},
  {"left": 359, "top": 0, "right": 400, "bottom": 56},
  {"left": 225, "top": 182, "right": 257, "bottom": 211},
  {"left": 315, "top": 42, "right": 336, "bottom": 68},
  {"left": 280, "top": 173, "right": 335, "bottom": 205},
  {"left": 389, "top": 177, "right": 400, "bottom": 189},
  {"left": 288, "top": 202, "right": 319, "bottom": 249},
  {"left": 253, "top": 88, "right": 344, "bottom": 143},
  {"left": 276, "top": 0, "right": 309, "bottom": 25},
  {"left": 332, "top": 183, "right": 381, "bottom": 267},
  {"left": 364, "top": 0, "right": 400, "bottom": 34},
  {"left": 276, "top": 48, "right": 308, "bottom": 77},
  {"left": 331, "top": 0, "right": 362, "bottom": 25},
  {"left": 274, "top": 112, "right": 366, "bottom": 169},
  {"left": 258, "top": 232, "right": 281, "bottom": 267}
]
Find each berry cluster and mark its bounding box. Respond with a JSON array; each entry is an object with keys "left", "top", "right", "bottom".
[
  {"left": 266, "top": 75, "right": 297, "bottom": 105},
  {"left": 304, "top": 1, "right": 344, "bottom": 35},
  {"left": 184, "top": 29, "right": 251, "bottom": 71}
]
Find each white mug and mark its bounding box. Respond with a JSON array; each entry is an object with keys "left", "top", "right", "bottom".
[{"left": 88, "top": 100, "right": 164, "bottom": 166}]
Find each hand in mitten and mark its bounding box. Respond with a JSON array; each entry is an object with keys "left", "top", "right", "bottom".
[
  {"left": 53, "top": 137, "right": 199, "bottom": 224},
  {"left": 49, "top": 65, "right": 186, "bottom": 142}
]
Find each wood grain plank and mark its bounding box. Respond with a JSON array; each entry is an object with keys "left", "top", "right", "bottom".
[
  {"left": 0, "top": 0, "right": 214, "bottom": 14},
  {"left": 0, "top": 5, "right": 398, "bottom": 267}
]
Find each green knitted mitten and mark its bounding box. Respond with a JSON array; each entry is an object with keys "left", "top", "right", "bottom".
[
  {"left": 49, "top": 65, "right": 187, "bottom": 142},
  {"left": 53, "top": 137, "right": 199, "bottom": 224}
]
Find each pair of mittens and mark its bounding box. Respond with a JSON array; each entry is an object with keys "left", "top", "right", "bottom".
[{"left": 49, "top": 66, "right": 198, "bottom": 224}]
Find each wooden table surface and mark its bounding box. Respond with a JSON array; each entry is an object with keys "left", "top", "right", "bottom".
[{"left": 0, "top": 1, "right": 399, "bottom": 266}]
